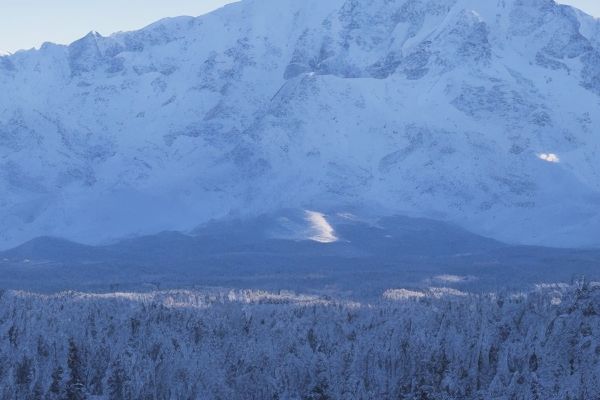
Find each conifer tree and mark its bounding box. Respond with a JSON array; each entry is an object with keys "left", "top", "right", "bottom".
[
  {"left": 66, "top": 338, "right": 86, "bottom": 400},
  {"left": 49, "top": 365, "right": 64, "bottom": 398},
  {"left": 108, "top": 360, "right": 129, "bottom": 400}
]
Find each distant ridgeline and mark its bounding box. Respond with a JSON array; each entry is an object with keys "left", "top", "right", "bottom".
[{"left": 0, "top": 283, "right": 598, "bottom": 399}]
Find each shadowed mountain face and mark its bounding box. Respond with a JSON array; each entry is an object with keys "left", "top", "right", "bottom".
[
  {"left": 1, "top": 213, "right": 502, "bottom": 264},
  {"left": 0, "top": 0, "right": 599, "bottom": 249},
  {"left": 1, "top": 213, "right": 598, "bottom": 298}
]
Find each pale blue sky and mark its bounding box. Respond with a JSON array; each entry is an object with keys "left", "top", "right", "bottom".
[
  {"left": 0, "top": 0, "right": 238, "bottom": 53},
  {"left": 0, "top": 0, "right": 597, "bottom": 53}
]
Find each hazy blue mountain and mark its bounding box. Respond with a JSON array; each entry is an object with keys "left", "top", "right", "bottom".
[{"left": 1, "top": 213, "right": 598, "bottom": 296}]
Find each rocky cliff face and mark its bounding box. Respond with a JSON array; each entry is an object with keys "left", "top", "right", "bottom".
[{"left": 0, "top": 0, "right": 599, "bottom": 249}]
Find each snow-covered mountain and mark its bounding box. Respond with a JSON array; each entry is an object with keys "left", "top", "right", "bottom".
[{"left": 1, "top": 0, "right": 600, "bottom": 249}]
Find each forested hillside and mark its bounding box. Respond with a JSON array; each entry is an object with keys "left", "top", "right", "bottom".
[{"left": 0, "top": 283, "right": 598, "bottom": 399}]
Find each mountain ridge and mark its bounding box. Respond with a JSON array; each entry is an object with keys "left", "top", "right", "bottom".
[
  {"left": 1, "top": 0, "right": 599, "bottom": 249},
  {"left": 2, "top": 212, "right": 599, "bottom": 295}
]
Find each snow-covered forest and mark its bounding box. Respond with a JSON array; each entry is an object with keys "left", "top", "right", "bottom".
[{"left": 0, "top": 282, "right": 598, "bottom": 399}]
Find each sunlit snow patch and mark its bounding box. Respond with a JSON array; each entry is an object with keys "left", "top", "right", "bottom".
[
  {"left": 304, "top": 210, "right": 338, "bottom": 243},
  {"left": 538, "top": 153, "right": 560, "bottom": 163},
  {"left": 383, "top": 287, "right": 468, "bottom": 300},
  {"left": 383, "top": 289, "right": 426, "bottom": 300},
  {"left": 433, "top": 274, "right": 476, "bottom": 284},
  {"left": 428, "top": 287, "right": 468, "bottom": 298}
]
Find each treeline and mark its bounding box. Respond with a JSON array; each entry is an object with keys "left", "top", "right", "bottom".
[{"left": 0, "top": 283, "right": 598, "bottom": 399}]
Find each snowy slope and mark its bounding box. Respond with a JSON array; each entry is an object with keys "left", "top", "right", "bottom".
[{"left": 1, "top": 0, "right": 600, "bottom": 249}]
